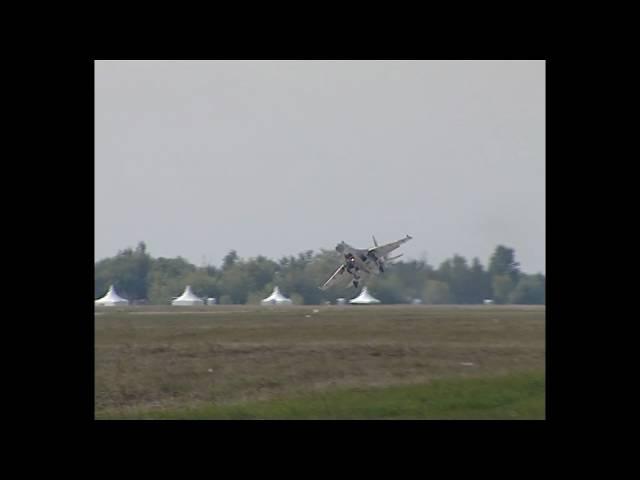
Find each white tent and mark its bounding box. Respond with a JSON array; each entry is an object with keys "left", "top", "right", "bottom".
[
  {"left": 172, "top": 285, "right": 204, "bottom": 306},
  {"left": 349, "top": 287, "right": 381, "bottom": 305},
  {"left": 95, "top": 285, "right": 129, "bottom": 306},
  {"left": 261, "top": 286, "right": 293, "bottom": 305}
]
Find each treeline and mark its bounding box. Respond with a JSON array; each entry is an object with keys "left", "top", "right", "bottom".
[{"left": 94, "top": 242, "right": 545, "bottom": 305}]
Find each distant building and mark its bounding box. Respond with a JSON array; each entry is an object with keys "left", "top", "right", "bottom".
[
  {"left": 336, "top": 298, "right": 347, "bottom": 305},
  {"left": 261, "top": 286, "right": 293, "bottom": 305},
  {"left": 483, "top": 299, "right": 495, "bottom": 305},
  {"left": 349, "top": 287, "right": 381, "bottom": 305},
  {"left": 411, "top": 298, "right": 423, "bottom": 305},
  {"left": 206, "top": 297, "right": 217, "bottom": 305},
  {"left": 172, "top": 286, "right": 204, "bottom": 306},
  {"left": 95, "top": 285, "right": 129, "bottom": 306}
]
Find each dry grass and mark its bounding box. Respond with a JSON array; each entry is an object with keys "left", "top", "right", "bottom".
[{"left": 95, "top": 305, "right": 545, "bottom": 418}]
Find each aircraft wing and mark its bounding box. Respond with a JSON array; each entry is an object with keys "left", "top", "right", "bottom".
[
  {"left": 368, "top": 234, "right": 413, "bottom": 258},
  {"left": 319, "top": 264, "right": 348, "bottom": 290}
]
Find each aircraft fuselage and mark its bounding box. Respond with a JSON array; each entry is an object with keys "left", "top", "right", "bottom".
[
  {"left": 338, "top": 245, "right": 383, "bottom": 288},
  {"left": 321, "top": 235, "right": 411, "bottom": 290}
]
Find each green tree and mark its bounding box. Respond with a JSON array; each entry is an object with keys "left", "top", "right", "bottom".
[
  {"left": 219, "top": 263, "right": 253, "bottom": 304},
  {"left": 276, "top": 250, "right": 324, "bottom": 304},
  {"left": 290, "top": 293, "right": 304, "bottom": 305},
  {"left": 218, "top": 294, "right": 233, "bottom": 305},
  {"left": 423, "top": 280, "right": 452, "bottom": 304},
  {"left": 368, "top": 273, "right": 408, "bottom": 304},
  {"left": 222, "top": 250, "right": 239, "bottom": 271},
  {"left": 94, "top": 241, "right": 152, "bottom": 301},
  {"left": 245, "top": 256, "right": 280, "bottom": 291},
  {"left": 492, "top": 274, "right": 516, "bottom": 304},
  {"left": 184, "top": 269, "right": 220, "bottom": 300},
  {"left": 448, "top": 255, "right": 473, "bottom": 303},
  {"left": 469, "top": 257, "right": 491, "bottom": 303},
  {"left": 509, "top": 274, "right": 545, "bottom": 304},
  {"left": 388, "top": 260, "right": 431, "bottom": 301},
  {"left": 247, "top": 290, "right": 268, "bottom": 305},
  {"left": 146, "top": 256, "right": 196, "bottom": 304},
  {"left": 489, "top": 245, "right": 520, "bottom": 283},
  {"left": 95, "top": 241, "right": 541, "bottom": 306},
  {"left": 303, "top": 250, "right": 347, "bottom": 301},
  {"left": 434, "top": 259, "right": 452, "bottom": 284}
]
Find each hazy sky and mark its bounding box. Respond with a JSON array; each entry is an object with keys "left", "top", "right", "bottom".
[{"left": 95, "top": 60, "right": 545, "bottom": 273}]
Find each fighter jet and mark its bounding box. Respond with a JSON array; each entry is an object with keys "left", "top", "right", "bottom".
[{"left": 320, "top": 234, "right": 413, "bottom": 290}]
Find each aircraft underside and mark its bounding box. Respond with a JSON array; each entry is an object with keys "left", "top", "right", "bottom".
[
  {"left": 320, "top": 235, "right": 411, "bottom": 290},
  {"left": 341, "top": 252, "right": 384, "bottom": 288}
]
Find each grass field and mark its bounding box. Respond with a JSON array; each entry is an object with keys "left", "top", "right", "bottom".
[{"left": 95, "top": 305, "right": 545, "bottom": 420}]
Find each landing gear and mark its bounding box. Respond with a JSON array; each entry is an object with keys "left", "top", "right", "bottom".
[{"left": 352, "top": 271, "right": 361, "bottom": 289}]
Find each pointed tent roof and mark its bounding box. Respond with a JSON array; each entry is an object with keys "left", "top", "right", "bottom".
[
  {"left": 261, "top": 286, "right": 292, "bottom": 305},
  {"left": 172, "top": 285, "right": 204, "bottom": 305},
  {"left": 95, "top": 285, "right": 129, "bottom": 306},
  {"left": 349, "top": 287, "right": 381, "bottom": 304}
]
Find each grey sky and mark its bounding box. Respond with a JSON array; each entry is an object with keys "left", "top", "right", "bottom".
[{"left": 95, "top": 60, "right": 545, "bottom": 273}]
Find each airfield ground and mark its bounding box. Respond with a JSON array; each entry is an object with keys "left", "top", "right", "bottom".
[{"left": 95, "top": 305, "right": 545, "bottom": 420}]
